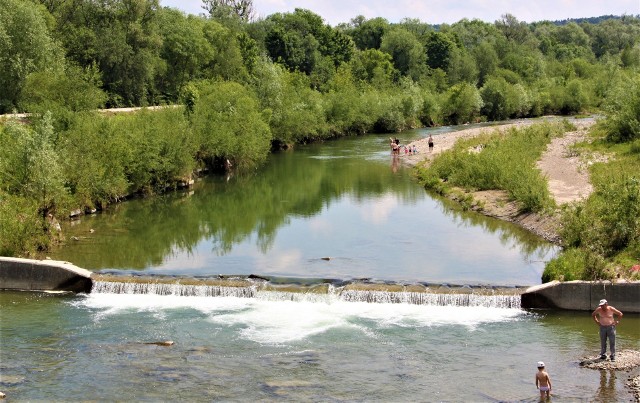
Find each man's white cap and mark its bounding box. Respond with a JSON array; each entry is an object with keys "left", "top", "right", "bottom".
[
  {"left": 599, "top": 299, "right": 608, "bottom": 306},
  {"left": 537, "top": 361, "right": 545, "bottom": 368}
]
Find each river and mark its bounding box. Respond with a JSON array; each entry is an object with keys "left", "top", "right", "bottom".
[{"left": 1, "top": 123, "right": 638, "bottom": 401}]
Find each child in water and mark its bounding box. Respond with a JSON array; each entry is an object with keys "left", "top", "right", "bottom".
[{"left": 535, "top": 361, "right": 552, "bottom": 400}]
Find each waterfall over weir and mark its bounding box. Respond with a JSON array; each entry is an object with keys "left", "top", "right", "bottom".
[{"left": 91, "top": 275, "right": 523, "bottom": 309}]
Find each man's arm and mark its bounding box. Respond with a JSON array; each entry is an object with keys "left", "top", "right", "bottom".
[
  {"left": 613, "top": 307, "right": 623, "bottom": 322},
  {"left": 546, "top": 374, "right": 552, "bottom": 389},
  {"left": 592, "top": 308, "right": 600, "bottom": 324}
]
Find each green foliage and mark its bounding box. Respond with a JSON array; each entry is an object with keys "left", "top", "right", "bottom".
[
  {"left": 562, "top": 175, "right": 640, "bottom": 257},
  {"left": 0, "top": 113, "right": 68, "bottom": 216},
  {"left": 19, "top": 64, "right": 107, "bottom": 126},
  {"left": 480, "top": 76, "right": 532, "bottom": 120},
  {"left": 0, "top": 0, "right": 64, "bottom": 113},
  {"left": 441, "top": 82, "right": 483, "bottom": 124},
  {"left": 202, "top": 0, "right": 254, "bottom": 22},
  {"left": 542, "top": 248, "right": 611, "bottom": 282},
  {"left": 157, "top": 9, "right": 215, "bottom": 99},
  {"left": 59, "top": 113, "right": 130, "bottom": 205},
  {"left": 379, "top": 27, "right": 426, "bottom": 80},
  {"left": 47, "top": 0, "right": 164, "bottom": 107},
  {"left": 264, "top": 9, "right": 354, "bottom": 76},
  {"left": 191, "top": 81, "right": 271, "bottom": 169},
  {"left": 0, "top": 191, "right": 50, "bottom": 256},
  {"left": 346, "top": 16, "right": 389, "bottom": 50},
  {"left": 425, "top": 31, "right": 457, "bottom": 71},
  {"left": 422, "top": 123, "right": 559, "bottom": 212},
  {"left": 349, "top": 48, "right": 396, "bottom": 86},
  {"left": 203, "top": 19, "right": 250, "bottom": 82},
  {"left": 601, "top": 77, "right": 640, "bottom": 142}
]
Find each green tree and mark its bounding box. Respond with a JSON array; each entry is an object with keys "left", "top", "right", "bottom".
[
  {"left": 495, "top": 14, "right": 532, "bottom": 45},
  {"left": 346, "top": 16, "right": 389, "bottom": 50},
  {"left": 1, "top": 113, "right": 68, "bottom": 217},
  {"left": 19, "top": 64, "right": 107, "bottom": 116},
  {"left": 264, "top": 9, "right": 354, "bottom": 77},
  {"left": 203, "top": 18, "right": 250, "bottom": 81},
  {"left": 380, "top": 27, "right": 426, "bottom": 80},
  {"left": 442, "top": 82, "right": 483, "bottom": 124},
  {"left": 191, "top": 81, "right": 272, "bottom": 169},
  {"left": 157, "top": 9, "right": 214, "bottom": 99},
  {"left": 446, "top": 47, "right": 478, "bottom": 85},
  {"left": 0, "top": 0, "right": 64, "bottom": 113},
  {"left": 601, "top": 77, "right": 640, "bottom": 142},
  {"left": 349, "top": 48, "right": 395, "bottom": 86},
  {"left": 47, "top": 0, "right": 164, "bottom": 106},
  {"left": 202, "top": 0, "right": 254, "bottom": 22},
  {"left": 424, "top": 31, "right": 456, "bottom": 71},
  {"left": 471, "top": 41, "right": 498, "bottom": 85}
]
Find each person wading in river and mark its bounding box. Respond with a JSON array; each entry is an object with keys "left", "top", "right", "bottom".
[{"left": 591, "top": 299, "right": 623, "bottom": 361}]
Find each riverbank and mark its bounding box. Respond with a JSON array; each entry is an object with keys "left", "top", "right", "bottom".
[{"left": 403, "top": 118, "right": 597, "bottom": 244}]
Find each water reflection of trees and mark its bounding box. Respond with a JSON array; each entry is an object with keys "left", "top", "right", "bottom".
[
  {"left": 431, "top": 190, "right": 558, "bottom": 262},
  {"left": 52, "top": 149, "right": 422, "bottom": 269}
]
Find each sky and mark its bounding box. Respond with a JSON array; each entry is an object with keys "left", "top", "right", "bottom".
[{"left": 160, "top": 0, "right": 640, "bottom": 26}]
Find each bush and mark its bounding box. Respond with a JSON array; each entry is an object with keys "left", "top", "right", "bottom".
[
  {"left": 602, "top": 78, "right": 640, "bottom": 143},
  {"left": 542, "top": 248, "right": 611, "bottom": 282},
  {"left": 0, "top": 193, "right": 50, "bottom": 256},
  {"left": 421, "top": 123, "right": 558, "bottom": 212}
]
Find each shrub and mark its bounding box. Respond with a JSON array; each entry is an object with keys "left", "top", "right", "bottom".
[{"left": 542, "top": 248, "right": 611, "bottom": 282}]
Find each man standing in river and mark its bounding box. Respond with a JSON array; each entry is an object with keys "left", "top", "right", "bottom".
[{"left": 592, "top": 299, "right": 623, "bottom": 361}]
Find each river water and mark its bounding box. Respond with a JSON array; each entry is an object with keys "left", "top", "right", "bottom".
[{"left": 2, "top": 123, "right": 639, "bottom": 401}]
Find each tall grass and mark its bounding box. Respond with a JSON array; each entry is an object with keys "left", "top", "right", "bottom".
[
  {"left": 416, "top": 122, "right": 563, "bottom": 213},
  {"left": 544, "top": 126, "right": 640, "bottom": 281}
]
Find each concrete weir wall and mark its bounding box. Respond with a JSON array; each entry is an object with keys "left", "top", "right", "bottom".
[
  {"left": 521, "top": 280, "right": 640, "bottom": 313},
  {"left": 0, "top": 257, "right": 92, "bottom": 293}
]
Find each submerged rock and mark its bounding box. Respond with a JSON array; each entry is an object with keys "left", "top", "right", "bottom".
[{"left": 143, "top": 341, "right": 175, "bottom": 347}]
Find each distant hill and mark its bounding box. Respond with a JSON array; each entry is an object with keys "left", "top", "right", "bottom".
[{"left": 551, "top": 14, "right": 639, "bottom": 25}]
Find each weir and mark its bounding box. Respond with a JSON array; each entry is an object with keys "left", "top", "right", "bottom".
[{"left": 91, "top": 274, "right": 523, "bottom": 308}]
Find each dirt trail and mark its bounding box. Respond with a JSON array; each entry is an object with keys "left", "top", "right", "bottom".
[{"left": 403, "top": 118, "right": 598, "bottom": 242}]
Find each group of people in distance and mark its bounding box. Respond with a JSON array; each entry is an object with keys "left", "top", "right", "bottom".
[
  {"left": 390, "top": 137, "right": 414, "bottom": 155},
  {"left": 535, "top": 299, "right": 624, "bottom": 401},
  {"left": 389, "top": 134, "right": 434, "bottom": 156}
]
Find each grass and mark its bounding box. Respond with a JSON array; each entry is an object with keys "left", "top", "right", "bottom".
[
  {"left": 414, "top": 119, "right": 640, "bottom": 282},
  {"left": 415, "top": 122, "right": 564, "bottom": 213}
]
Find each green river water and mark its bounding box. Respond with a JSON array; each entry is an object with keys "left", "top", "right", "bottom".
[{"left": 1, "top": 122, "right": 638, "bottom": 401}]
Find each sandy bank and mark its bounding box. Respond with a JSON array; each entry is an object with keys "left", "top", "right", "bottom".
[{"left": 401, "top": 118, "right": 597, "bottom": 243}]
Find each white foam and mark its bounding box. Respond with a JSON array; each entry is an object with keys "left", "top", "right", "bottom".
[{"left": 74, "top": 293, "right": 526, "bottom": 343}]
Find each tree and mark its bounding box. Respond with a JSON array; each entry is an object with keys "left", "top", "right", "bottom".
[
  {"left": 442, "top": 82, "right": 483, "bottom": 124},
  {"left": 19, "top": 64, "right": 107, "bottom": 114},
  {"left": 1, "top": 112, "right": 68, "bottom": 217},
  {"left": 264, "top": 9, "right": 353, "bottom": 76},
  {"left": 495, "top": 14, "right": 531, "bottom": 44},
  {"left": 425, "top": 31, "right": 456, "bottom": 70},
  {"left": 47, "top": 0, "right": 164, "bottom": 107},
  {"left": 202, "top": 0, "right": 254, "bottom": 22},
  {"left": 0, "top": 0, "right": 64, "bottom": 113},
  {"left": 203, "top": 19, "right": 250, "bottom": 81},
  {"left": 472, "top": 41, "right": 498, "bottom": 85},
  {"left": 347, "top": 16, "right": 389, "bottom": 50},
  {"left": 157, "top": 8, "right": 214, "bottom": 99},
  {"left": 349, "top": 48, "right": 395, "bottom": 85},
  {"left": 446, "top": 47, "right": 478, "bottom": 85},
  {"left": 380, "top": 28, "right": 426, "bottom": 80},
  {"left": 191, "top": 81, "right": 272, "bottom": 170}
]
